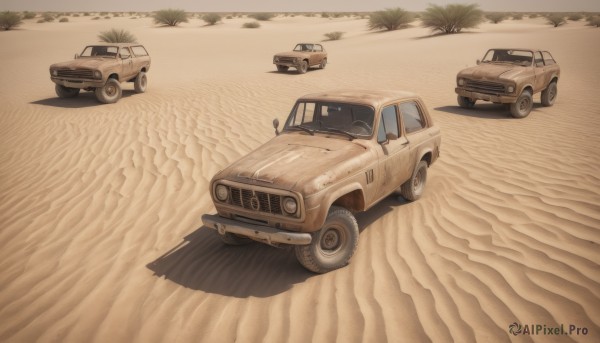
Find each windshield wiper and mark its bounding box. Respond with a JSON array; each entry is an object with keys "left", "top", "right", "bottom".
[
  {"left": 289, "top": 124, "right": 314, "bottom": 135},
  {"left": 319, "top": 127, "right": 356, "bottom": 141}
]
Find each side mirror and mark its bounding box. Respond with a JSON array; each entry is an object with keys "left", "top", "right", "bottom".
[
  {"left": 380, "top": 132, "right": 398, "bottom": 145},
  {"left": 121, "top": 54, "right": 131, "bottom": 59},
  {"left": 273, "top": 118, "right": 280, "bottom": 136},
  {"left": 476, "top": 59, "right": 481, "bottom": 65}
]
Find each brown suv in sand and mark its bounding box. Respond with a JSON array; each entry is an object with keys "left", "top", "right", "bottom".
[
  {"left": 202, "top": 90, "right": 441, "bottom": 273},
  {"left": 455, "top": 49, "right": 560, "bottom": 118},
  {"left": 273, "top": 43, "right": 327, "bottom": 74},
  {"left": 49, "top": 43, "right": 151, "bottom": 104}
]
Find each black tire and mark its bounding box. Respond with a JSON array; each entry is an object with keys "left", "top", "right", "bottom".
[
  {"left": 319, "top": 58, "right": 327, "bottom": 69},
  {"left": 276, "top": 65, "right": 289, "bottom": 72},
  {"left": 297, "top": 60, "right": 308, "bottom": 74},
  {"left": 400, "top": 160, "right": 428, "bottom": 201},
  {"left": 509, "top": 90, "right": 533, "bottom": 118},
  {"left": 294, "top": 206, "right": 359, "bottom": 273},
  {"left": 219, "top": 232, "right": 253, "bottom": 245},
  {"left": 134, "top": 72, "right": 147, "bottom": 93},
  {"left": 457, "top": 95, "right": 475, "bottom": 108},
  {"left": 94, "top": 78, "right": 122, "bottom": 104},
  {"left": 540, "top": 82, "right": 557, "bottom": 107},
  {"left": 55, "top": 84, "right": 80, "bottom": 98}
]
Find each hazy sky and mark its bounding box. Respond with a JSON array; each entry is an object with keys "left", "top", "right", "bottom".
[{"left": 2, "top": 0, "right": 599, "bottom": 12}]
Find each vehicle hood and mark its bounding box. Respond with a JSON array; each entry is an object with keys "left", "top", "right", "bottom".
[
  {"left": 458, "top": 63, "right": 526, "bottom": 81},
  {"left": 274, "top": 51, "right": 310, "bottom": 58},
  {"left": 50, "top": 58, "right": 117, "bottom": 70},
  {"left": 216, "top": 133, "right": 373, "bottom": 195}
]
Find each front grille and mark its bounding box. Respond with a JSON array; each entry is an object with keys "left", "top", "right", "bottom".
[
  {"left": 278, "top": 57, "right": 296, "bottom": 63},
  {"left": 56, "top": 69, "right": 94, "bottom": 79},
  {"left": 229, "top": 186, "right": 283, "bottom": 215},
  {"left": 465, "top": 80, "right": 505, "bottom": 94}
]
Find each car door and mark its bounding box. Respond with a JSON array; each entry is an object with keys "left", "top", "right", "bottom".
[
  {"left": 119, "top": 47, "right": 135, "bottom": 79},
  {"left": 398, "top": 101, "right": 431, "bottom": 176},
  {"left": 533, "top": 51, "right": 548, "bottom": 92},
  {"left": 374, "top": 104, "right": 411, "bottom": 200},
  {"left": 542, "top": 51, "right": 559, "bottom": 79},
  {"left": 314, "top": 44, "right": 325, "bottom": 65}
]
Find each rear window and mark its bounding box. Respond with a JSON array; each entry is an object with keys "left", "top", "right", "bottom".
[
  {"left": 131, "top": 46, "right": 149, "bottom": 57},
  {"left": 542, "top": 51, "right": 556, "bottom": 65},
  {"left": 400, "top": 102, "right": 426, "bottom": 134}
]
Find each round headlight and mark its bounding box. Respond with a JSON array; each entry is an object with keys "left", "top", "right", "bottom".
[
  {"left": 274, "top": 56, "right": 279, "bottom": 62},
  {"left": 282, "top": 197, "right": 297, "bottom": 214},
  {"left": 458, "top": 78, "right": 465, "bottom": 86},
  {"left": 215, "top": 184, "right": 228, "bottom": 201},
  {"left": 93, "top": 70, "right": 102, "bottom": 79},
  {"left": 507, "top": 86, "right": 515, "bottom": 93},
  {"left": 52, "top": 69, "right": 58, "bottom": 76}
]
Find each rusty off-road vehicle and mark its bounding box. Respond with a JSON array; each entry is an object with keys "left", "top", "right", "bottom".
[
  {"left": 49, "top": 43, "right": 151, "bottom": 104},
  {"left": 202, "top": 90, "right": 441, "bottom": 273},
  {"left": 455, "top": 49, "right": 560, "bottom": 118},
  {"left": 273, "top": 43, "right": 327, "bottom": 74}
]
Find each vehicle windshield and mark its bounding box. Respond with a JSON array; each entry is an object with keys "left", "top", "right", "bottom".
[
  {"left": 293, "top": 44, "right": 313, "bottom": 52},
  {"left": 481, "top": 49, "right": 533, "bottom": 66},
  {"left": 80, "top": 46, "right": 119, "bottom": 58},
  {"left": 284, "top": 101, "right": 375, "bottom": 138}
]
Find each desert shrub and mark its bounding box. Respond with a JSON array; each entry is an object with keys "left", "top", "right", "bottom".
[
  {"left": 100, "top": 12, "right": 108, "bottom": 16},
  {"left": 249, "top": 13, "right": 274, "bottom": 21},
  {"left": 568, "top": 13, "right": 583, "bottom": 21},
  {"left": 587, "top": 15, "right": 600, "bottom": 27},
  {"left": 324, "top": 31, "right": 344, "bottom": 40},
  {"left": 92, "top": 17, "right": 100, "bottom": 20},
  {"left": 104, "top": 16, "right": 111, "bottom": 19},
  {"left": 22, "top": 11, "right": 36, "bottom": 19},
  {"left": 59, "top": 17, "right": 68, "bottom": 22},
  {"left": 546, "top": 14, "right": 566, "bottom": 27},
  {"left": 529, "top": 13, "right": 539, "bottom": 18},
  {"left": 36, "top": 19, "right": 45, "bottom": 23},
  {"left": 321, "top": 12, "right": 330, "bottom": 18},
  {"left": 42, "top": 12, "right": 54, "bottom": 22},
  {"left": 421, "top": 3, "right": 483, "bottom": 34},
  {"left": 368, "top": 8, "right": 414, "bottom": 31},
  {"left": 242, "top": 21, "right": 260, "bottom": 28},
  {"left": 113, "top": 13, "right": 121, "bottom": 17},
  {"left": 203, "top": 13, "right": 221, "bottom": 25},
  {"left": 130, "top": 17, "right": 138, "bottom": 19},
  {"left": 413, "top": 13, "right": 421, "bottom": 19},
  {"left": 226, "top": 15, "right": 233, "bottom": 19},
  {"left": 512, "top": 13, "right": 523, "bottom": 20},
  {"left": 486, "top": 12, "right": 506, "bottom": 23},
  {"left": 73, "top": 14, "right": 80, "bottom": 17},
  {"left": 0, "top": 11, "right": 23, "bottom": 30},
  {"left": 98, "top": 28, "right": 137, "bottom": 43},
  {"left": 84, "top": 12, "right": 90, "bottom": 16},
  {"left": 153, "top": 9, "right": 188, "bottom": 26}
]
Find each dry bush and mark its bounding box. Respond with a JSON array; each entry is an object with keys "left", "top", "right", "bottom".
[
  {"left": 512, "top": 13, "right": 523, "bottom": 20},
  {"left": 203, "top": 13, "right": 221, "bottom": 25},
  {"left": 568, "top": 13, "right": 583, "bottom": 21},
  {"left": 59, "top": 17, "right": 68, "bottom": 22},
  {"left": 242, "top": 21, "right": 260, "bottom": 28},
  {"left": 368, "top": 8, "right": 414, "bottom": 31},
  {"left": 421, "top": 4, "right": 483, "bottom": 34},
  {"left": 98, "top": 28, "right": 137, "bottom": 43},
  {"left": 0, "top": 11, "right": 22, "bottom": 30},
  {"left": 42, "top": 12, "right": 54, "bottom": 22},
  {"left": 323, "top": 31, "right": 344, "bottom": 40},
  {"left": 486, "top": 12, "right": 506, "bottom": 23},
  {"left": 22, "top": 11, "right": 36, "bottom": 19},
  {"left": 587, "top": 15, "right": 600, "bottom": 27},
  {"left": 249, "top": 13, "right": 274, "bottom": 21},
  {"left": 546, "top": 14, "right": 566, "bottom": 27},
  {"left": 153, "top": 9, "right": 188, "bottom": 26}
]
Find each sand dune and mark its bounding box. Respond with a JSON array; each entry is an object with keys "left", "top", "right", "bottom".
[{"left": 0, "top": 15, "right": 599, "bottom": 343}]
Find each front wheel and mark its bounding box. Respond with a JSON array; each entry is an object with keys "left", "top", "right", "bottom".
[
  {"left": 295, "top": 206, "right": 359, "bottom": 273},
  {"left": 134, "top": 72, "right": 147, "bottom": 93},
  {"left": 94, "top": 78, "right": 122, "bottom": 104},
  {"left": 55, "top": 84, "right": 80, "bottom": 98},
  {"left": 400, "top": 160, "right": 428, "bottom": 201},
  {"left": 319, "top": 58, "right": 327, "bottom": 69},
  {"left": 276, "top": 65, "right": 289, "bottom": 72},
  {"left": 297, "top": 60, "right": 308, "bottom": 74},
  {"left": 540, "top": 82, "right": 557, "bottom": 106},
  {"left": 509, "top": 90, "right": 533, "bottom": 118},
  {"left": 457, "top": 95, "right": 475, "bottom": 108}
]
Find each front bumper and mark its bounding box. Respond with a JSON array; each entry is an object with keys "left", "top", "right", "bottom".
[
  {"left": 202, "top": 214, "right": 312, "bottom": 245},
  {"left": 455, "top": 87, "right": 518, "bottom": 103},
  {"left": 51, "top": 77, "right": 104, "bottom": 89}
]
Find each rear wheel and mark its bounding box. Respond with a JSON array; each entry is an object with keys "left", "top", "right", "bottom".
[
  {"left": 55, "top": 84, "right": 80, "bottom": 98},
  {"left": 297, "top": 60, "right": 308, "bottom": 74},
  {"left": 276, "top": 65, "right": 289, "bottom": 72},
  {"left": 295, "top": 206, "right": 359, "bottom": 273},
  {"left": 457, "top": 95, "right": 475, "bottom": 108},
  {"left": 134, "top": 72, "right": 147, "bottom": 93},
  {"left": 400, "top": 160, "right": 428, "bottom": 201},
  {"left": 319, "top": 58, "right": 327, "bottom": 69},
  {"left": 509, "top": 90, "right": 533, "bottom": 118},
  {"left": 94, "top": 78, "right": 122, "bottom": 104},
  {"left": 540, "top": 82, "right": 557, "bottom": 106}
]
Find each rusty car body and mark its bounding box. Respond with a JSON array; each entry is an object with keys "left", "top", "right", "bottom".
[
  {"left": 202, "top": 90, "right": 441, "bottom": 273},
  {"left": 455, "top": 48, "right": 560, "bottom": 118},
  {"left": 273, "top": 43, "right": 327, "bottom": 74},
  {"left": 49, "top": 43, "right": 151, "bottom": 104}
]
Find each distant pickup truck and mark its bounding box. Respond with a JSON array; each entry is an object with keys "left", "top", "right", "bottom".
[
  {"left": 455, "top": 48, "right": 560, "bottom": 118},
  {"left": 273, "top": 43, "right": 327, "bottom": 74},
  {"left": 49, "top": 43, "right": 151, "bottom": 104}
]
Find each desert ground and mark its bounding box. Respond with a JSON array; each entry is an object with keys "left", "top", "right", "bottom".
[{"left": 0, "top": 14, "right": 599, "bottom": 343}]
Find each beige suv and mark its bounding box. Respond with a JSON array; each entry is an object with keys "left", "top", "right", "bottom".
[
  {"left": 455, "top": 48, "right": 560, "bottom": 118},
  {"left": 49, "top": 43, "right": 151, "bottom": 104},
  {"left": 273, "top": 43, "right": 327, "bottom": 74},
  {"left": 202, "top": 90, "right": 441, "bottom": 273}
]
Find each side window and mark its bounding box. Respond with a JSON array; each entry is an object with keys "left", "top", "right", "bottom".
[
  {"left": 542, "top": 51, "right": 556, "bottom": 65},
  {"left": 400, "top": 102, "right": 426, "bottom": 134},
  {"left": 131, "top": 46, "right": 149, "bottom": 57},
  {"left": 534, "top": 52, "right": 544, "bottom": 67},
  {"left": 289, "top": 102, "right": 316, "bottom": 127},
  {"left": 120, "top": 47, "right": 131, "bottom": 58},
  {"left": 377, "top": 105, "right": 399, "bottom": 143},
  {"left": 315, "top": 45, "right": 322, "bottom": 52}
]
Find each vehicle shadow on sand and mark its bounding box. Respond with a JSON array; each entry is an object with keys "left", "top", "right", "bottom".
[
  {"left": 146, "top": 196, "right": 403, "bottom": 298},
  {"left": 435, "top": 103, "right": 543, "bottom": 119},
  {"left": 31, "top": 90, "right": 136, "bottom": 108}
]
